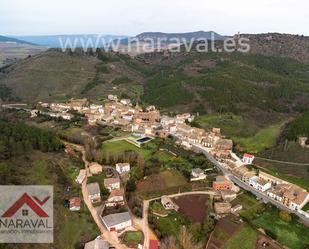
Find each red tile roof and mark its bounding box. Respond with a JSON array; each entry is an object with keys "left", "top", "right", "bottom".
[
  {"left": 244, "top": 153, "right": 254, "bottom": 158},
  {"left": 149, "top": 240, "right": 159, "bottom": 249}
]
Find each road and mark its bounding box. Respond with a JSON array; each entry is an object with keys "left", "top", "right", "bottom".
[
  {"left": 192, "top": 144, "right": 309, "bottom": 225},
  {"left": 255, "top": 156, "right": 309, "bottom": 166},
  {"left": 64, "top": 142, "right": 130, "bottom": 249}
]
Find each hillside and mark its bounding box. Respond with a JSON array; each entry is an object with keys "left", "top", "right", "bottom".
[
  {"left": 1, "top": 39, "right": 309, "bottom": 127},
  {"left": 0, "top": 36, "right": 46, "bottom": 67},
  {"left": 136, "top": 31, "right": 225, "bottom": 41},
  {"left": 244, "top": 33, "right": 309, "bottom": 63},
  {"left": 12, "top": 34, "right": 128, "bottom": 48},
  {"left": 0, "top": 35, "right": 35, "bottom": 45},
  {"left": 0, "top": 49, "right": 149, "bottom": 102}
]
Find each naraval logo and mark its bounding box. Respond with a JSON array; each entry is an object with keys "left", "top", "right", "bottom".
[{"left": 0, "top": 186, "right": 53, "bottom": 243}]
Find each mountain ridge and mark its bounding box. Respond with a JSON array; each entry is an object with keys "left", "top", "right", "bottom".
[
  {"left": 136, "top": 31, "right": 226, "bottom": 40},
  {"left": 0, "top": 35, "right": 36, "bottom": 45}
]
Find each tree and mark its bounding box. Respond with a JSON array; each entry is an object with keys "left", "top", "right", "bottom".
[
  {"left": 160, "top": 236, "right": 178, "bottom": 249},
  {"left": 279, "top": 210, "right": 292, "bottom": 223},
  {"left": 126, "top": 179, "right": 136, "bottom": 192}
]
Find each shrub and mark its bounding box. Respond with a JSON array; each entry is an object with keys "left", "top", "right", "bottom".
[
  {"left": 265, "top": 229, "right": 277, "bottom": 240},
  {"left": 279, "top": 210, "right": 292, "bottom": 222}
]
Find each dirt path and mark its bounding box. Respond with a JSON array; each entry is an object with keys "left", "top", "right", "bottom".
[
  {"left": 141, "top": 190, "right": 216, "bottom": 248},
  {"left": 255, "top": 156, "right": 309, "bottom": 166},
  {"left": 64, "top": 141, "right": 130, "bottom": 249},
  {"left": 66, "top": 140, "right": 217, "bottom": 249}
]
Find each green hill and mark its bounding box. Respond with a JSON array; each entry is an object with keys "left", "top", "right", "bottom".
[{"left": 1, "top": 47, "right": 309, "bottom": 129}]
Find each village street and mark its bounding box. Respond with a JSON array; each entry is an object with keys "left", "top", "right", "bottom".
[
  {"left": 192, "top": 144, "right": 309, "bottom": 225},
  {"left": 64, "top": 140, "right": 219, "bottom": 249},
  {"left": 64, "top": 141, "right": 130, "bottom": 249}
]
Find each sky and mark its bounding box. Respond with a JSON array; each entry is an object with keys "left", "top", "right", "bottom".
[{"left": 1, "top": 0, "right": 308, "bottom": 36}]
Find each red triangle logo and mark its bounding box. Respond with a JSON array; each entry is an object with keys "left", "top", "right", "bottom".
[{"left": 2, "top": 193, "right": 49, "bottom": 218}]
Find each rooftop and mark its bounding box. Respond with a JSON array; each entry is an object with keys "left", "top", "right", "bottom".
[
  {"left": 215, "top": 175, "right": 229, "bottom": 182},
  {"left": 192, "top": 168, "right": 204, "bottom": 175},
  {"left": 104, "top": 177, "right": 120, "bottom": 186},
  {"left": 87, "top": 182, "right": 100, "bottom": 196},
  {"left": 84, "top": 239, "right": 109, "bottom": 249},
  {"left": 101, "top": 212, "right": 131, "bottom": 227}
]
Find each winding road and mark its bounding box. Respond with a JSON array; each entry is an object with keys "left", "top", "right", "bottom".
[{"left": 64, "top": 142, "right": 130, "bottom": 249}]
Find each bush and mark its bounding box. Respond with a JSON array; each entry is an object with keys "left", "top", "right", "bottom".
[
  {"left": 287, "top": 112, "right": 309, "bottom": 140},
  {"left": 265, "top": 229, "right": 277, "bottom": 240},
  {"left": 279, "top": 210, "right": 292, "bottom": 222}
]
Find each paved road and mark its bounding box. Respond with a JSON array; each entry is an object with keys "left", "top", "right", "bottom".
[{"left": 192, "top": 144, "right": 309, "bottom": 225}]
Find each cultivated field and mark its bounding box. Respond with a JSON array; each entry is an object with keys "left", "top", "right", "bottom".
[{"left": 173, "top": 194, "right": 209, "bottom": 222}]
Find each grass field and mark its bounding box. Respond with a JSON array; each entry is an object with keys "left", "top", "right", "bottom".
[
  {"left": 234, "top": 121, "right": 286, "bottom": 153},
  {"left": 194, "top": 114, "right": 258, "bottom": 138},
  {"left": 136, "top": 170, "right": 189, "bottom": 199},
  {"left": 151, "top": 201, "right": 170, "bottom": 216},
  {"left": 123, "top": 231, "right": 144, "bottom": 244},
  {"left": 252, "top": 209, "right": 309, "bottom": 249},
  {"left": 194, "top": 114, "right": 286, "bottom": 153},
  {"left": 59, "top": 207, "right": 98, "bottom": 249},
  {"left": 153, "top": 150, "right": 176, "bottom": 163},
  {"left": 231, "top": 192, "right": 265, "bottom": 220},
  {"left": 151, "top": 211, "right": 189, "bottom": 237},
  {"left": 223, "top": 225, "right": 258, "bottom": 249},
  {"left": 101, "top": 139, "right": 155, "bottom": 159}
]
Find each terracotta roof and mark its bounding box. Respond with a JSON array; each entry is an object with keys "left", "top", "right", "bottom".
[
  {"left": 243, "top": 153, "right": 254, "bottom": 158},
  {"left": 104, "top": 177, "right": 120, "bottom": 186},
  {"left": 292, "top": 191, "right": 309, "bottom": 205},
  {"left": 69, "top": 197, "right": 81, "bottom": 208},
  {"left": 149, "top": 240, "right": 159, "bottom": 249},
  {"left": 109, "top": 189, "right": 124, "bottom": 198}
]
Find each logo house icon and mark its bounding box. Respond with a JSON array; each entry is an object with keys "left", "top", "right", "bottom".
[{"left": 1, "top": 193, "right": 50, "bottom": 218}]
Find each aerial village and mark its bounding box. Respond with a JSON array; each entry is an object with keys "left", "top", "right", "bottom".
[{"left": 4, "top": 95, "right": 309, "bottom": 249}]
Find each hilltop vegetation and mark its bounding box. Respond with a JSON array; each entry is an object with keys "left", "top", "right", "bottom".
[
  {"left": 0, "top": 119, "right": 98, "bottom": 249},
  {"left": 0, "top": 119, "right": 62, "bottom": 159},
  {"left": 286, "top": 112, "right": 309, "bottom": 140},
  {"left": 1, "top": 46, "right": 309, "bottom": 145},
  {"left": 244, "top": 33, "right": 309, "bottom": 63}
]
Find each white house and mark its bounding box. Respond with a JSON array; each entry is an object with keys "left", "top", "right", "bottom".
[
  {"left": 86, "top": 182, "right": 101, "bottom": 203},
  {"left": 104, "top": 178, "right": 121, "bottom": 192},
  {"left": 120, "top": 99, "right": 131, "bottom": 106},
  {"left": 190, "top": 168, "right": 206, "bottom": 181},
  {"left": 108, "top": 95, "right": 118, "bottom": 102},
  {"left": 249, "top": 176, "right": 272, "bottom": 192},
  {"left": 266, "top": 184, "right": 291, "bottom": 202},
  {"left": 242, "top": 153, "right": 255, "bottom": 165},
  {"left": 101, "top": 212, "right": 132, "bottom": 232},
  {"left": 84, "top": 239, "right": 110, "bottom": 249},
  {"left": 106, "top": 189, "right": 125, "bottom": 207},
  {"left": 116, "top": 163, "right": 130, "bottom": 174}
]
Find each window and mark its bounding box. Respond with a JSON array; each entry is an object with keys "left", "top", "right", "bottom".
[{"left": 22, "top": 209, "right": 29, "bottom": 216}]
